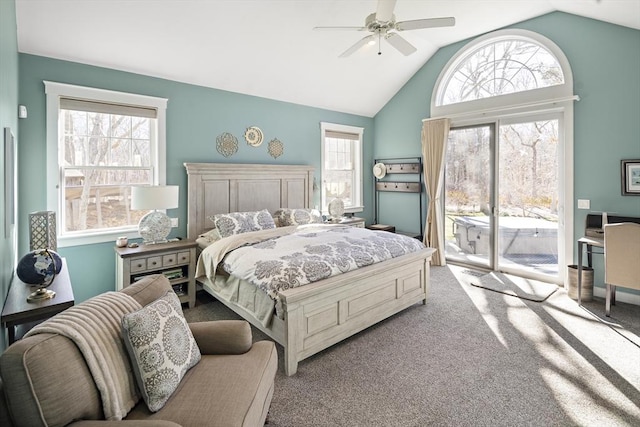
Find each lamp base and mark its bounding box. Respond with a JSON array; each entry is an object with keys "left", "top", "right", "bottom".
[
  {"left": 27, "top": 288, "right": 56, "bottom": 303},
  {"left": 138, "top": 210, "right": 172, "bottom": 244}
]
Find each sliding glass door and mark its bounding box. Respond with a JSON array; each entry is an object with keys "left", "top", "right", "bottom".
[
  {"left": 445, "top": 116, "right": 561, "bottom": 281},
  {"left": 497, "top": 117, "right": 560, "bottom": 277},
  {"left": 444, "top": 125, "right": 494, "bottom": 268}
]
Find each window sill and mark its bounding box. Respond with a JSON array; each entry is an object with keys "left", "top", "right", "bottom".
[{"left": 58, "top": 228, "right": 139, "bottom": 248}]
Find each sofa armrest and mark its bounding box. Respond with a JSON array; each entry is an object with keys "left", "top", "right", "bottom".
[
  {"left": 189, "top": 320, "right": 252, "bottom": 354},
  {"left": 70, "top": 421, "right": 181, "bottom": 427}
]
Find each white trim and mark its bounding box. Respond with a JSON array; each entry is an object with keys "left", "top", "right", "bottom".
[
  {"left": 593, "top": 287, "right": 640, "bottom": 306},
  {"left": 425, "top": 95, "right": 579, "bottom": 122},
  {"left": 44, "top": 81, "right": 168, "bottom": 247}
]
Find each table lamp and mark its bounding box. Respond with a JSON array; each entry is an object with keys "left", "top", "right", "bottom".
[{"left": 131, "top": 185, "right": 179, "bottom": 244}]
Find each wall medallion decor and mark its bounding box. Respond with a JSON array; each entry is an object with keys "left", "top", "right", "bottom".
[
  {"left": 268, "top": 138, "right": 284, "bottom": 159},
  {"left": 244, "top": 126, "right": 264, "bottom": 147},
  {"left": 216, "top": 132, "right": 238, "bottom": 157}
]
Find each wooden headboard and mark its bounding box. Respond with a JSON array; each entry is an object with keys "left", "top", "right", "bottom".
[{"left": 183, "top": 163, "right": 314, "bottom": 239}]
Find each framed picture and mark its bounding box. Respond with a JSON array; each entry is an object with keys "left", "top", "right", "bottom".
[
  {"left": 621, "top": 159, "right": 640, "bottom": 196},
  {"left": 4, "top": 127, "right": 16, "bottom": 237}
]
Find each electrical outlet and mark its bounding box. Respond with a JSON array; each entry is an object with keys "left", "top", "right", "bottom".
[
  {"left": 170, "top": 217, "right": 179, "bottom": 227},
  {"left": 577, "top": 199, "right": 590, "bottom": 210}
]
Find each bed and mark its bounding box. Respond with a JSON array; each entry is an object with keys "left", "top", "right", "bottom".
[{"left": 184, "top": 162, "right": 435, "bottom": 375}]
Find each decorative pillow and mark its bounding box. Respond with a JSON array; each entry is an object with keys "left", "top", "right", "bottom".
[
  {"left": 213, "top": 209, "right": 276, "bottom": 238},
  {"left": 122, "top": 291, "right": 201, "bottom": 412},
  {"left": 196, "top": 228, "right": 222, "bottom": 247},
  {"left": 274, "top": 208, "right": 323, "bottom": 226}
]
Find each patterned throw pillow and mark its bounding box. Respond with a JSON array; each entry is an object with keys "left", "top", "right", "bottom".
[
  {"left": 274, "top": 208, "right": 323, "bottom": 226},
  {"left": 196, "top": 228, "right": 222, "bottom": 248},
  {"left": 122, "top": 291, "right": 201, "bottom": 412},
  {"left": 213, "top": 209, "right": 276, "bottom": 238}
]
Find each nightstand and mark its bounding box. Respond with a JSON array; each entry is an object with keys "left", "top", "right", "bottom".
[
  {"left": 337, "top": 216, "right": 365, "bottom": 227},
  {"left": 115, "top": 240, "right": 197, "bottom": 308}
]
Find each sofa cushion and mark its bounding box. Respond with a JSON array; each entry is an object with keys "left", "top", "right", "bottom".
[
  {"left": 189, "top": 320, "right": 252, "bottom": 355},
  {"left": 121, "top": 274, "right": 173, "bottom": 307},
  {"left": 0, "top": 333, "right": 104, "bottom": 427},
  {"left": 122, "top": 291, "right": 201, "bottom": 412},
  {"left": 125, "top": 340, "right": 277, "bottom": 426}
]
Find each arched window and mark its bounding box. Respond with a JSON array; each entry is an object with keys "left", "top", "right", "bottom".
[
  {"left": 438, "top": 38, "right": 564, "bottom": 105},
  {"left": 432, "top": 29, "right": 574, "bottom": 118}
]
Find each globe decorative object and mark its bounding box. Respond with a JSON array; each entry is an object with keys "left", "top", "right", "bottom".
[{"left": 16, "top": 249, "right": 62, "bottom": 302}]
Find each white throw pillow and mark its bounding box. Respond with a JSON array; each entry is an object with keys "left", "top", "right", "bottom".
[{"left": 122, "top": 291, "right": 201, "bottom": 412}]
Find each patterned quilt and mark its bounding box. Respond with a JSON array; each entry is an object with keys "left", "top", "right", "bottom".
[{"left": 207, "top": 224, "right": 426, "bottom": 300}]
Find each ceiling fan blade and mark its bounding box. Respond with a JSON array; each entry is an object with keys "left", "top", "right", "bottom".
[
  {"left": 396, "top": 17, "right": 456, "bottom": 31},
  {"left": 385, "top": 32, "right": 417, "bottom": 56},
  {"left": 313, "top": 26, "right": 367, "bottom": 31},
  {"left": 376, "top": 0, "right": 397, "bottom": 22},
  {"left": 339, "top": 34, "right": 376, "bottom": 58}
]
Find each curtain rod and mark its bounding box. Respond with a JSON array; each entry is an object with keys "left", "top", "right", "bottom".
[{"left": 423, "top": 95, "right": 580, "bottom": 122}]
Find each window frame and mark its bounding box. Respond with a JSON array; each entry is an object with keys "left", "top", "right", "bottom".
[
  {"left": 432, "top": 29, "right": 574, "bottom": 119},
  {"left": 320, "top": 122, "right": 364, "bottom": 215},
  {"left": 44, "top": 81, "right": 168, "bottom": 247}
]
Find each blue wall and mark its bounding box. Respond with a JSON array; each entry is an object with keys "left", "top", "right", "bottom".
[
  {"left": 0, "top": 0, "right": 19, "bottom": 351},
  {"left": 17, "top": 54, "right": 374, "bottom": 304},
  {"left": 374, "top": 12, "right": 640, "bottom": 293},
  {"left": 4, "top": 10, "right": 640, "bottom": 345}
]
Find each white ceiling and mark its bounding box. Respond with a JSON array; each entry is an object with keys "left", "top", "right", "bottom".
[{"left": 15, "top": 0, "right": 640, "bottom": 117}]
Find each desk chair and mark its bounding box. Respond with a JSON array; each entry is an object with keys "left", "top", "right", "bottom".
[{"left": 604, "top": 222, "right": 640, "bottom": 316}]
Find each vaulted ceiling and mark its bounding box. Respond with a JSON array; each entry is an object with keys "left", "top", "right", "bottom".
[{"left": 15, "top": 0, "right": 640, "bottom": 117}]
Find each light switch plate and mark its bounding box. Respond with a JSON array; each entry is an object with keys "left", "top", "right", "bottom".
[
  {"left": 170, "top": 217, "right": 179, "bottom": 227},
  {"left": 577, "top": 199, "right": 590, "bottom": 209}
]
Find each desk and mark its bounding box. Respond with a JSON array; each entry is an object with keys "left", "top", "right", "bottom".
[
  {"left": 577, "top": 236, "right": 604, "bottom": 304},
  {"left": 1, "top": 258, "right": 74, "bottom": 344}
]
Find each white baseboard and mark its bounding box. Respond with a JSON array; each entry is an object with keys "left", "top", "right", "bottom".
[{"left": 592, "top": 286, "right": 640, "bottom": 306}]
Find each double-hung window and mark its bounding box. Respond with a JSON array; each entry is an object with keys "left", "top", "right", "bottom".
[
  {"left": 320, "top": 122, "right": 364, "bottom": 215},
  {"left": 45, "top": 82, "right": 168, "bottom": 246}
]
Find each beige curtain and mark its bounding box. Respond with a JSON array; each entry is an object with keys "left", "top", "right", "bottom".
[{"left": 421, "top": 118, "right": 450, "bottom": 266}]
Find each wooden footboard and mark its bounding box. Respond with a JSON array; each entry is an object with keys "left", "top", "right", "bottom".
[{"left": 278, "top": 248, "right": 435, "bottom": 375}]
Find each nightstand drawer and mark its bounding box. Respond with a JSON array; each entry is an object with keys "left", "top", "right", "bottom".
[
  {"left": 147, "top": 256, "right": 162, "bottom": 270},
  {"left": 177, "top": 251, "right": 190, "bottom": 264},
  {"left": 162, "top": 253, "right": 177, "bottom": 267},
  {"left": 130, "top": 258, "right": 147, "bottom": 273}
]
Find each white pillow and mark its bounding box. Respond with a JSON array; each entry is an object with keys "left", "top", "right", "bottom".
[
  {"left": 196, "top": 228, "right": 222, "bottom": 247},
  {"left": 122, "top": 291, "right": 201, "bottom": 412},
  {"left": 212, "top": 209, "right": 276, "bottom": 238}
]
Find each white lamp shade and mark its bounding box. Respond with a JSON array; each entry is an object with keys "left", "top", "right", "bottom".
[{"left": 131, "top": 185, "right": 179, "bottom": 210}]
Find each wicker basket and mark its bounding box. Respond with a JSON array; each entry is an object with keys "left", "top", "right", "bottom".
[{"left": 567, "top": 265, "right": 593, "bottom": 301}]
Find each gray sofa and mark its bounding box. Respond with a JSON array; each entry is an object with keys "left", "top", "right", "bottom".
[{"left": 0, "top": 274, "right": 277, "bottom": 426}]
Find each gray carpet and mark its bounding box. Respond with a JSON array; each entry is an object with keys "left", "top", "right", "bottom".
[
  {"left": 184, "top": 266, "right": 640, "bottom": 427},
  {"left": 470, "top": 271, "right": 558, "bottom": 301}
]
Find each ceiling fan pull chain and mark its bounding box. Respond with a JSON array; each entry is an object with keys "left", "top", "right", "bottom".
[{"left": 378, "top": 31, "right": 382, "bottom": 55}]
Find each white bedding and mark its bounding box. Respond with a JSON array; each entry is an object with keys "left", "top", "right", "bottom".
[{"left": 196, "top": 224, "right": 425, "bottom": 311}]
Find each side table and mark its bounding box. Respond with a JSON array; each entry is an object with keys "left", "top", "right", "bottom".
[
  {"left": 115, "top": 240, "right": 197, "bottom": 309},
  {"left": 1, "top": 258, "right": 74, "bottom": 345}
]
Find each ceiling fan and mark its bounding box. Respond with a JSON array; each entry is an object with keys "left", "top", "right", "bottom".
[{"left": 314, "top": 0, "right": 455, "bottom": 57}]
